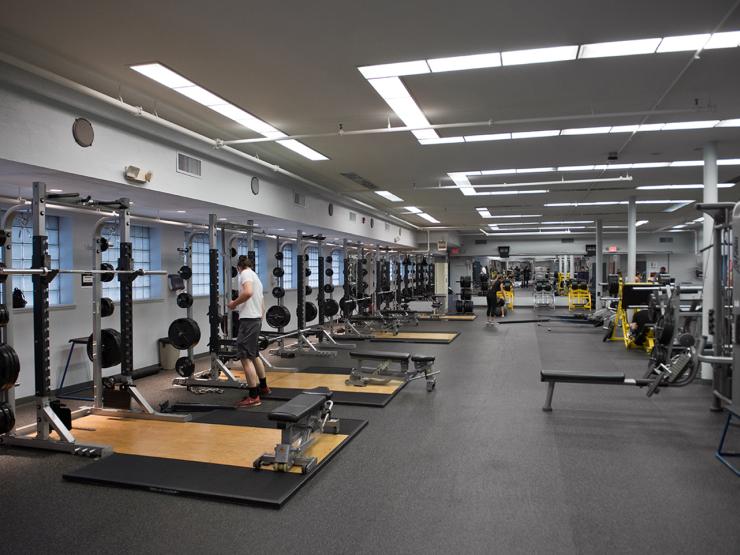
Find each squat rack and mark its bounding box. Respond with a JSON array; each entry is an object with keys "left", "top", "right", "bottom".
[{"left": 0, "top": 182, "right": 180, "bottom": 458}]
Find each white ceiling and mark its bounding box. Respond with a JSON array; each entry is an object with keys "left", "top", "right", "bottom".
[{"left": 1, "top": 0, "right": 739, "bottom": 236}]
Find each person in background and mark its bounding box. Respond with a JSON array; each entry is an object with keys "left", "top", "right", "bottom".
[
  {"left": 486, "top": 273, "right": 505, "bottom": 324},
  {"left": 227, "top": 255, "right": 269, "bottom": 408},
  {"left": 522, "top": 266, "right": 531, "bottom": 288}
]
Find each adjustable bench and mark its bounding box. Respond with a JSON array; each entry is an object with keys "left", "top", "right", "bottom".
[
  {"left": 253, "top": 387, "right": 339, "bottom": 474},
  {"left": 347, "top": 350, "right": 438, "bottom": 392}
]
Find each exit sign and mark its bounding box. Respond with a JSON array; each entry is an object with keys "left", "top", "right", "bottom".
[{"left": 608, "top": 245, "right": 618, "bottom": 253}]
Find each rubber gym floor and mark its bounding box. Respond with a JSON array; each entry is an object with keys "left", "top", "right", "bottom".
[{"left": 2, "top": 307, "right": 739, "bottom": 554}]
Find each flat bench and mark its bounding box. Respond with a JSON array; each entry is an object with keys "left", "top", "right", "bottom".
[
  {"left": 350, "top": 350, "right": 411, "bottom": 362},
  {"left": 268, "top": 388, "right": 333, "bottom": 423},
  {"left": 540, "top": 370, "right": 641, "bottom": 411},
  {"left": 347, "top": 351, "right": 438, "bottom": 391},
  {"left": 254, "top": 387, "right": 338, "bottom": 474}
]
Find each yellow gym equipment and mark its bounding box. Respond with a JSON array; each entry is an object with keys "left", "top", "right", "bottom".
[{"left": 607, "top": 279, "right": 655, "bottom": 352}]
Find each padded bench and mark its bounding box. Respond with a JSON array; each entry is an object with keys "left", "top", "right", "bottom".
[
  {"left": 348, "top": 351, "right": 438, "bottom": 391},
  {"left": 268, "top": 387, "right": 333, "bottom": 423},
  {"left": 350, "top": 350, "right": 411, "bottom": 362}
]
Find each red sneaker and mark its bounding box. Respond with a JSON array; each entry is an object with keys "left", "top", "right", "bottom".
[
  {"left": 236, "top": 396, "right": 261, "bottom": 408},
  {"left": 260, "top": 386, "right": 272, "bottom": 396}
]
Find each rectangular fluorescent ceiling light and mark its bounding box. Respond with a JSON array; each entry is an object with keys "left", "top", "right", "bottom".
[
  {"left": 670, "top": 160, "right": 703, "bottom": 167},
  {"left": 704, "top": 31, "right": 740, "bottom": 49},
  {"left": 609, "top": 125, "right": 640, "bottom": 133},
  {"left": 403, "top": 206, "right": 422, "bottom": 214},
  {"left": 375, "top": 190, "right": 404, "bottom": 202},
  {"left": 636, "top": 220, "right": 648, "bottom": 227},
  {"left": 130, "top": 63, "right": 327, "bottom": 161},
  {"left": 631, "top": 162, "right": 670, "bottom": 168},
  {"left": 511, "top": 130, "right": 560, "bottom": 139},
  {"left": 557, "top": 165, "right": 595, "bottom": 171},
  {"left": 358, "top": 60, "right": 430, "bottom": 79},
  {"left": 474, "top": 189, "right": 549, "bottom": 196},
  {"left": 662, "top": 120, "right": 719, "bottom": 130},
  {"left": 578, "top": 38, "right": 662, "bottom": 58},
  {"left": 637, "top": 123, "right": 665, "bottom": 132},
  {"left": 516, "top": 167, "right": 555, "bottom": 174},
  {"left": 464, "top": 133, "right": 511, "bottom": 142},
  {"left": 481, "top": 168, "right": 517, "bottom": 175},
  {"left": 427, "top": 52, "right": 501, "bottom": 73},
  {"left": 637, "top": 183, "right": 734, "bottom": 190},
  {"left": 501, "top": 45, "right": 578, "bottom": 66},
  {"left": 419, "top": 137, "right": 465, "bottom": 145},
  {"left": 545, "top": 200, "right": 691, "bottom": 207},
  {"left": 717, "top": 119, "right": 740, "bottom": 127},
  {"left": 560, "top": 126, "right": 612, "bottom": 135},
  {"left": 418, "top": 212, "right": 440, "bottom": 223},
  {"left": 542, "top": 220, "right": 594, "bottom": 224},
  {"left": 657, "top": 34, "right": 711, "bottom": 53},
  {"left": 476, "top": 208, "right": 492, "bottom": 218},
  {"left": 485, "top": 214, "right": 542, "bottom": 218}
]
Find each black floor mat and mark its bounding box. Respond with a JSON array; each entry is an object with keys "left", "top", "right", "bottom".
[{"left": 63, "top": 417, "right": 367, "bottom": 508}]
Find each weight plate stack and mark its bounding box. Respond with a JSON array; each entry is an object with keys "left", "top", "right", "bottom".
[{"left": 0, "top": 402, "right": 15, "bottom": 434}]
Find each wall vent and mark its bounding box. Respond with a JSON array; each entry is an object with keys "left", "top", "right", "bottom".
[
  {"left": 561, "top": 238, "right": 575, "bottom": 243},
  {"left": 349, "top": 212, "right": 357, "bottom": 222},
  {"left": 293, "top": 192, "right": 306, "bottom": 206},
  {"left": 177, "top": 152, "right": 202, "bottom": 177},
  {"left": 659, "top": 237, "right": 674, "bottom": 243},
  {"left": 474, "top": 239, "right": 487, "bottom": 245}
]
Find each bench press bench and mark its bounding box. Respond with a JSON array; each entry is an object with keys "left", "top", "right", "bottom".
[
  {"left": 347, "top": 350, "right": 438, "bottom": 392},
  {"left": 253, "top": 387, "right": 339, "bottom": 474},
  {"left": 541, "top": 370, "right": 649, "bottom": 411}
]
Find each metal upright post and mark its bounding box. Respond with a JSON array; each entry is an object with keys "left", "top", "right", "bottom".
[
  {"left": 208, "top": 215, "right": 220, "bottom": 369},
  {"left": 317, "top": 237, "right": 325, "bottom": 327},
  {"left": 627, "top": 196, "right": 637, "bottom": 280},
  {"left": 595, "top": 219, "right": 603, "bottom": 306},
  {"left": 117, "top": 201, "right": 134, "bottom": 378},
  {"left": 91, "top": 216, "right": 112, "bottom": 410},
  {"left": 702, "top": 142, "right": 718, "bottom": 381},
  {"left": 296, "top": 230, "right": 305, "bottom": 330}
]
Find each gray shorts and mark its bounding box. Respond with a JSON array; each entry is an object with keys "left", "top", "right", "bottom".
[{"left": 236, "top": 318, "right": 262, "bottom": 359}]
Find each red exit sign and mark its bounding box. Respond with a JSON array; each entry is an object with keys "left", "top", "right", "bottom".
[
  {"left": 608, "top": 245, "right": 618, "bottom": 252},
  {"left": 450, "top": 246, "right": 460, "bottom": 255}
]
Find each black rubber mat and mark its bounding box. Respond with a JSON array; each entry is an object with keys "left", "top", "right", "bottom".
[
  {"left": 261, "top": 385, "right": 407, "bottom": 407},
  {"left": 63, "top": 418, "right": 367, "bottom": 508}
]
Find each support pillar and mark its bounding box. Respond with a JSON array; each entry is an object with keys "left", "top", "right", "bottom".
[
  {"left": 627, "top": 196, "right": 637, "bottom": 280},
  {"left": 595, "top": 219, "right": 603, "bottom": 305},
  {"left": 702, "top": 142, "right": 718, "bottom": 380}
]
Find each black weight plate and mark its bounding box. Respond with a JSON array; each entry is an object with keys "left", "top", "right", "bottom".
[
  {"left": 272, "top": 286, "right": 285, "bottom": 299},
  {"left": 86, "top": 329, "right": 123, "bottom": 368},
  {"left": 305, "top": 268, "right": 311, "bottom": 277},
  {"left": 0, "top": 304, "right": 8, "bottom": 326},
  {"left": 230, "top": 247, "right": 237, "bottom": 258},
  {"left": 266, "top": 305, "right": 291, "bottom": 328},
  {"left": 305, "top": 301, "right": 318, "bottom": 322},
  {"left": 274, "top": 252, "right": 283, "bottom": 261},
  {"left": 177, "top": 292, "right": 194, "bottom": 309},
  {"left": 0, "top": 344, "right": 20, "bottom": 391},
  {"left": 0, "top": 402, "right": 15, "bottom": 434},
  {"left": 325, "top": 268, "right": 334, "bottom": 277},
  {"left": 100, "top": 263, "right": 115, "bottom": 282},
  {"left": 100, "top": 297, "right": 115, "bottom": 318},
  {"left": 325, "top": 256, "right": 332, "bottom": 264},
  {"left": 175, "top": 357, "right": 195, "bottom": 377},
  {"left": 178, "top": 265, "right": 193, "bottom": 281},
  {"left": 339, "top": 296, "right": 356, "bottom": 313},
  {"left": 258, "top": 335, "right": 271, "bottom": 351},
  {"left": 231, "top": 266, "right": 238, "bottom": 278},
  {"left": 305, "top": 286, "right": 313, "bottom": 296},
  {"left": 324, "top": 298, "right": 339, "bottom": 317},
  {"left": 455, "top": 300, "right": 463, "bottom": 313},
  {"left": 168, "top": 318, "right": 201, "bottom": 350},
  {"left": 323, "top": 284, "right": 334, "bottom": 294},
  {"left": 100, "top": 236, "right": 109, "bottom": 252},
  {"left": 232, "top": 289, "right": 239, "bottom": 301},
  {"left": 272, "top": 267, "right": 284, "bottom": 278}
]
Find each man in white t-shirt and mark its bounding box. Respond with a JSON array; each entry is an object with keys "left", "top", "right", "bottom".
[{"left": 227, "top": 255, "right": 269, "bottom": 408}]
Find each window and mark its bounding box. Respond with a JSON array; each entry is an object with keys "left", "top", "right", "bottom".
[
  {"left": 189, "top": 235, "right": 210, "bottom": 297},
  {"left": 282, "top": 244, "right": 294, "bottom": 289},
  {"left": 307, "top": 246, "right": 319, "bottom": 287},
  {"left": 331, "top": 249, "right": 344, "bottom": 286},
  {"left": 12, "top": 216, "right": 61, "bottom": 306},
  {"left": 102, "top": 225, "right": 152, "bottom": 300},
  {"left": 236, "top": 239, "right": 266, "bottom": 282}
]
